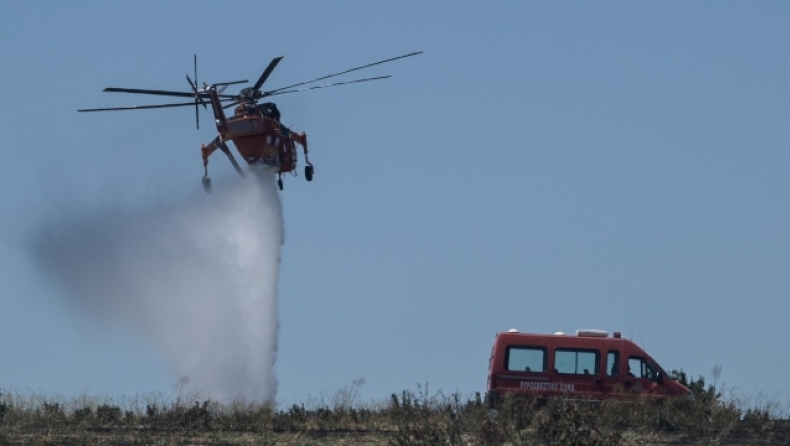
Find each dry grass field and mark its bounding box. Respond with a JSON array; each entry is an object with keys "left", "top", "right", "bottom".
[{"left": 2, "top": 376, "right": 788, "bottom": 446}]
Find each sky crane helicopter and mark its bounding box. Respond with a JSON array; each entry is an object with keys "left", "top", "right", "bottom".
[{"left": 78, "top": 51, "right": 422, "bottom": 192}]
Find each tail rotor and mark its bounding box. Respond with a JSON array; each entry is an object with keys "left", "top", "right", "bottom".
[{"left": 186, "top": 54, "right": 208, "bottom": 129}]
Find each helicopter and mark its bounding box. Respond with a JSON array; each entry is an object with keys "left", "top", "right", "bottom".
[{"left": 78, "top": 51, "right": 422, "bottom": 192}]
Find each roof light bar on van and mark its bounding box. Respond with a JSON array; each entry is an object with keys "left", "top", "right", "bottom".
[{"left": 576, "top": 329, "right": 608, "bottom": 338}]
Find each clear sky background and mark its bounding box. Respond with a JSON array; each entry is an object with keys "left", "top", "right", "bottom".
[{"left": 1, "top": 1, "right": 788, "bottom": 405}]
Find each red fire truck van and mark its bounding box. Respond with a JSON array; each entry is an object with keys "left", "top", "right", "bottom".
[{"left": 486, "top": 328, "right": 692, "bottom": 405}]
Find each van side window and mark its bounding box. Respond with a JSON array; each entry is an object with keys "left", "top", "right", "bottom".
[
  {"left": 554, "top": 348, "right": 599, "bottom": 375},
  {"left": 506, "top": 346, "right": 546, "bottom": 373},
  {"left": 628, "top": 356, "right": 658, "bottom": 382},
  {"left": 607, "top": 351, "right": 620, "bottom": 377}
]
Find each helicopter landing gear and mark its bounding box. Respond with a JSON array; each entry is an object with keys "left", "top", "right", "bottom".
[
  {"left": 305, "top": 164, "right": 314, "bottom": 182},
  {"left": 277, "top": 175, "right": 284, "bottom": 191},
  {"left": 202, "top": 176, "right": 212, "bottom": 193}
]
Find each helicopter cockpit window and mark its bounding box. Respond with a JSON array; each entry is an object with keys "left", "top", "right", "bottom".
[{"left": 258, "top": 102, "right": 281, "bottom": 121}]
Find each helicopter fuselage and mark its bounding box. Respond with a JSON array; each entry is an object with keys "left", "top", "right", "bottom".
[
  {"left": 224, "top": 108, "right": 299, "bottom": 173},
  {"left": 200, "top": 85, "right": 309, "bottom": 180}
]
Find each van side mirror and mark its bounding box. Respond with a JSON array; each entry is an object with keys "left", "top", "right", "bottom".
[{"left": 657, "top": 372, "right": 664, "bottom": 385}]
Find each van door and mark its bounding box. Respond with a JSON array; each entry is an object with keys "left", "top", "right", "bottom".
[{"left": 625, "top": 356, "right": 665, "bottom": 397}]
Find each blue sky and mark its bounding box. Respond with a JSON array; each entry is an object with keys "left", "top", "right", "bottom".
[{"left": 1, "top": 1, "right": 789, "bottom": 404}]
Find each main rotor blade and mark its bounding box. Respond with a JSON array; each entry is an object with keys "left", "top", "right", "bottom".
[
  {"left": 264, "top": 51, "right": 422, "bottom": 95},
  {"left": 263, "top": 75, "right": 392, "bottom": 97},
  {"left": 252, "top": 56, "right": 283, "bottom": 93},
  {"left": 214, "top": 79, "right": 248, "bottom": 87},
  {"left": 78, "top": 102, "right": 199, "bottom": 112},
  {"left": 103, "top": 87, "right": 199, "bottom": 99}
]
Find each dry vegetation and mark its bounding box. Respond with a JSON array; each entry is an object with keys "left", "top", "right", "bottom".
[{"left": 1, "top": 375, "right": 788, "bottom": 445}]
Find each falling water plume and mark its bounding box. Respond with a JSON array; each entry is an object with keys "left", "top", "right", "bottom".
[{"left": 31, "top": 172, "right": 283, "bottom": 400}]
